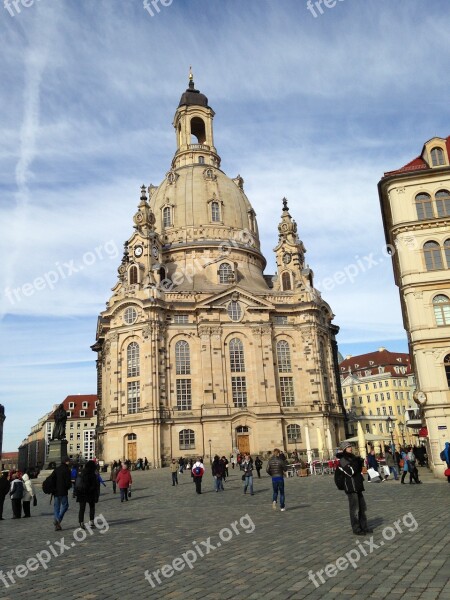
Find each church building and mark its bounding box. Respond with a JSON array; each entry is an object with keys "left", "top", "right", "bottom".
[{"left": 92, "top": 74, "right": 346, "bottom": 466}]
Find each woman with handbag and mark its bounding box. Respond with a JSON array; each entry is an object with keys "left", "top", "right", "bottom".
[
  {"left": 22, "top": 472, "right": 36, "bottom": 518},
  {"left": 116, "top": 463, "right": 133, "bottom": 502}
]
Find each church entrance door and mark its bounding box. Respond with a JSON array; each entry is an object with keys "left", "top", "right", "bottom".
[
  {"left": 127, "top": 442, "right": 137, "bottom": 462},
  {"left": 237, "top": 435, "right": 250, "bottom": 455}
]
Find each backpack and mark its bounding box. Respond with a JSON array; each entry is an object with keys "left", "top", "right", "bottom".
[
  {"left": 334, "top": 466, "right": 347, "bottom": 491},
  {"left": 440, "top": 449, "right": 446, "bottom": 462},
  {"left": 42, "top": 474, "right": 56, "bottom": 495},
  {"left": 12, "top": 480, "right": 24, "bottom": 499},
  {"left": 75, "top": 472, "right": 86, "bottom": 494}
]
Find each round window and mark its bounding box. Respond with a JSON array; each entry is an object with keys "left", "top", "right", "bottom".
[
  {"left": 227, "top": 301, "right": 242, "bottom": 322},
  {"left": 123, "top": 307, "right": 138, "bottom": 325}
]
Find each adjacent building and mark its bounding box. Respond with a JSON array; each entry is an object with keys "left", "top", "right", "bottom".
[
  {"left": 92, "top": 75, "right": 346, "bottom": 466},
  {"left": 378, "top": 136, "right": 450, "bottom": 475},
  {"left": 339, "top": 348, "right": 416, "bottom": 447}
]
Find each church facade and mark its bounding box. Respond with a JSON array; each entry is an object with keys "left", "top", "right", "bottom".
[{"left": 92, "top": 76, "right": 346, "bottom": 466}]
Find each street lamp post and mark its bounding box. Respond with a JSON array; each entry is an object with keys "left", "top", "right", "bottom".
[
  {"left": 386, "top": 417, "right": 397, "bottom": 467},
  {"left": 208, "top": 439, "right": 212, "bottom": 464},
  {"left": 398, "top": 423, "right": 406, "bottom": 449}
]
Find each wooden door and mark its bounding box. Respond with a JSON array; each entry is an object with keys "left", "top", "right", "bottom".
[
  {"left": 238, "top": 435, "right": 250, "bottom": 455},
  {"left": 127, "top": 442, "right": 137, "bottom": 462}
]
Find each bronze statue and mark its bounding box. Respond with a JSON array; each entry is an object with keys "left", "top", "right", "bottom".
[{"left": 51, "top": 404, "right": 67, "bottom": 440}]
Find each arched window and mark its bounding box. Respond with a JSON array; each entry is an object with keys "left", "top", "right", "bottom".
[
  {"left": 227, "top": 301, "right": 242, "bottom": 321},
  {"left": 281, "top": 272, "right": 292, "bottom": 291},
  {"left": 127, "top": 433, "right": 137, "bottom": 440},
  {"left": 127, "top": 342, "right": 140, "bottom": 377},
  {"left": 190, "top": 117, "right": 206, "bottom": 144},
  {"left": 211, "top": 201, "right": 220, "bottom": 222},
  {"left": 198, "top": 156, "right": 205, "bottom": 164},
  {"left": 433, "top": 295, "right": 450, "bottom": 326},
  {"left": 276, "top": 340, "right": 292, "bottom": 372},
  {"left": 179, "top": 429, "right": 195, "bottom": 450},
  {"left": 236, "top": 425, "right": 249, "bottom": 434},
  {"left": 287, "top": 424, "right": 301, "bottom": 444},
  {"left": 415, "top": 193, "right": 434, "bottom": 220},
  {"left": 219, "top": 263, "right": 233, "bottom": 284},
  {"left": 129, "top": 265, "right": 138, "bottom": 285},
  {"left": 163, "top": 206, "right": 171, "bottom": 228},
  {"left": 435, "top": 190, "right": 450, "bottom": 218},
  {"left": 423, "top": 241, "right": 443, "bottom": 271},
  {"left": 175, "top": 340, "right": 190, "bottom": 375},
  {"left": 444, "top": 354, "right": 450, "bottom": 388},
  {"left": 229, "top": 338, "right": 245, "bottom": 372},
  {"left": 431, "top": 147, "right": 445, "bottom": 167},
  {"left": 444, "top": 239, "right": 450, "bottom": 268}
]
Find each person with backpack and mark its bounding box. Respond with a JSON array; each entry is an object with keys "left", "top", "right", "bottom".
[
  {"left": 52, "top": 458, "right": 72, "bottom": 531},
  {"left": 335, "top": 442, "right": 372, "bottom": 536},
  {"left": 22, "top": 472, "right": 36, "bottom": 518},
  {"left": 191, "top": 457, "right": 205, "bottom": 494},
  {"left": 440, "top": 441, "right": 450, "bottom": 483},
  {"left": 76, "top": 461, "right": 100, "bottom": 528},
  {"left": 9, "top": 472, "right": 24, "bottom": 519}
]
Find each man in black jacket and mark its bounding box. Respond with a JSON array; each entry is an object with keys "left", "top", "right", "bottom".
[
  {"left": 337, "top": 442, "right": 373, "bottom": 536},
  {"left": 0, "top": 471, "right": 10, "bottom": 520},
  {"left": 52, "top": 458, "right": 72, "bottom": 531}
]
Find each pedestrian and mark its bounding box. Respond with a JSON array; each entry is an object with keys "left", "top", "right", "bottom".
[
  {"left": 70, "top": 465, "right": 78, "bottom": 498},
  {"left": 242, "top": 454, "right": 254, "bottom": 495},
  {"left": 384, "top": 448, "right": 399, "bottom": 480},
  {"left": 230, "top": 454, "right": 236, "bottom": 469},
  {"left": 266, "top": 448, "right": 287, "bottom": 511},
  {"left": 440, "top": 441, "right": 450, "bottom": 483},
  {"left": 110, "top": 463, "right": 119, "bottom": 493},
  {"left": 22, "top": 472, "right": 36, "bottom": 518},
  {"left": 116, "top": 463, "right": 132, "bottom": 502},
  {"left": 179, "top": 456, "right": 185, "bottom": 474},
  {"left": 237, "top": 454, "right": 242, "bottom": 470},
  {"left": 9, "top": 473, "right": 24, "bottom": 519},
  {"left": 144, "top": 457, "right": 149, "bottom": 470},
  {"left": 212, "top": 455, "right": 225, "bottom": 492},
  {"left": 52, "top": 458, "right": 72, "bottom": 531},
  {"left": 406, "top": 448, "right": 422, "bottom": 484},
  {"left": 76, "top": 460, "right": 100, "bottom": 528},
  {"left": 0, "top": 471, "right": 10, "bottom": 520},
  {"left": 170, "top": 459, "right": 179, "bottom": 486},
  {"left": 221, "top": 456, "right": 229, "bottom": 479},
  {"left": 192, "top": 457, "right": 205, "bottom": 494},
  {"left": 367, "top": 449, "right": 379, "bottom": 481},
  {"left": 255, "top": 456, "right": 263, "bottom": 478},
  {"left": 336, "top": 442, "right": 372, "bottom": 535}
]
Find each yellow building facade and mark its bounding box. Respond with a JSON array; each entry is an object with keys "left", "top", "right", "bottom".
[
  {"left": 92, "top": 76, "right": 346, "bottom": 466},
  {"left": 379, "top": 136, "right": 450, "bottom": 475}
]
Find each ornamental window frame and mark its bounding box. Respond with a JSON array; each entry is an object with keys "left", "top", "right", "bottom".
[{"left": 433, "top": 294, "right": 450, "bottom": 326}]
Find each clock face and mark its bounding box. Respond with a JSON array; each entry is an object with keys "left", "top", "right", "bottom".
[
  {"left": 282, "top": 252, "right": 292, "bottom": 264},
  {"left": 134, "top": 245, "right": 143, "bottom": 258},
  {"left": 152, "top": 246, "right": 159, "bottom": 258}
]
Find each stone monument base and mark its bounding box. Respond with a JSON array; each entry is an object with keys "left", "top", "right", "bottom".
[{"left": 46, "top": 439, "right": 69, "bottom": 469}]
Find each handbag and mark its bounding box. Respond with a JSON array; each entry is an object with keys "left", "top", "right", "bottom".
[
  {"left": 399, "top": 459, "right": 404, "bottom": 468},
  {"left": 33, "top": 495, "right": 37, "bottom": 507},
  {"left": 241, "top": 474, "right": 246, "bottom": 481},
  {"left": 128, "top": 488, "right": 132, "bottom": 498},
  {"left": 444, "top": 468, "right": 450, "bottom": 477}
]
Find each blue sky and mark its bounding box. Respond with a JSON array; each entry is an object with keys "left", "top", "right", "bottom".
[{"left": 1, "top": 0, "right": 450, "bottom": 451}]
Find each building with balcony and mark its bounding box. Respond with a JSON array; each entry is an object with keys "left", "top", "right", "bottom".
[
  {"left": 91, "top": 74, "right": 346, "bottom": 466},
  {"left": 378, "top": 136, "right": 450, "bottom": 475},
  {"left": 340, "top": 348, "right": 416, "bottom": 448}
]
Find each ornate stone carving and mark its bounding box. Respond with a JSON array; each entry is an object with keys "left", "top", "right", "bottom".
[{"left": 142, "top": 325, "right": 152, "bottom": 340}]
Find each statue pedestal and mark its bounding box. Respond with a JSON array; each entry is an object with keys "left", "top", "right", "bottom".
[{"left": 46, "top": 439, "right": 69, "bottom": 469}]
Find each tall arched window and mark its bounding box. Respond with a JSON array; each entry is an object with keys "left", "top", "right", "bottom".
[
  {"left": 179, "top": 429, "right": 195, "bottom": 450},
  {"left": 433, "top": 295, "right": 450, "bottom": 326},
  {"left": 444, "top": 239, "right": 450, "bottom": 268},
  {"left": 287, "top": 424, "right": 301, "bottom": 444},
  {"left": 211, "top": 201, "right": 221, "bottom": 222},
  {"left": 281, "top": 272, "right": 292, "bottom": 291},
  {"left": 219, "top": 263, "right": 233, "bottom": 283},
  {"left": 127, "top": 342, "right": 140, "bottom": 377},
  {"left": 229, "top": 338, "right": 245, "bottom": 372},
  {"left": 276, "top": 340, "right": 292, "bottom": 372},
  {"left": 423, "top": 241, "right": 443, "bottom": 271},
  {"left": 435, "top": 190, "right": 450, "bottom": 218},
  {"left": 431, "top": 147, "right": 445, "bottom": 167},
  {"left": 415, "top": 193, "right": 434, "bottom": 220},
  {"left": 175, "top": 340, "right": 190, "bottom": 375},
  {"left": 129, "top": 265, "right": 138, "bottom": 285},
  {"left": 444, "top": 354, "right": 450, "bottom": 388},
  {"left": 163, "top": 206, "right": 171, "bottom": 228},
  {"left": 198, "top": 156, "right": 205, "bottom": 164}
]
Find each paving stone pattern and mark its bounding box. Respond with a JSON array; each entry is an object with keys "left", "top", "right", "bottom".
[{"left": 0, "top": 467, "right": 449, "bottom": 599}]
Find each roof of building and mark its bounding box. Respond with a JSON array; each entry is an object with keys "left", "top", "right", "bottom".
[
  {"left": 178, "top": 78, "right": 209, "bottom": 109},
  {"left": 339, "top": 348, "right": 411, "bottom": 378},
  {"left": 383, "top": 136, "right": 450, "bottom": 176},
  {"left": 1, "top": 452, "right": 19, "bottom": 459},
  {"left": 49, "top": 395, "right": 97, "bottom": 420}
]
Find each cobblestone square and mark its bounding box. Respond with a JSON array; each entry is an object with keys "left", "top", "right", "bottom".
[{"left": 0, "top": 468, "right": 448, "bottom": 599}]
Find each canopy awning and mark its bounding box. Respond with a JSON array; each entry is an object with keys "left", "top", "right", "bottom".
[{"left": 343, "top": 433, "right": 391, "bottom": 443}]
